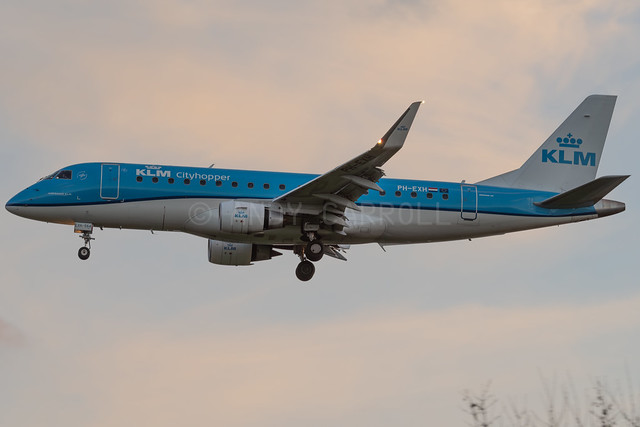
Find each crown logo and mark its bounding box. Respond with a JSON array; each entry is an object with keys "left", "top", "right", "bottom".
[{"left": 556, "top": 133, "right": 583, "bottom": 148}]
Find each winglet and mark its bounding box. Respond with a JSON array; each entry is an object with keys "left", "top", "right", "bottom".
[
  {"left": 376, "top": 101, "right": 423, "bottom": 150},
  {"left": 273, "top": 101, "right": 423, "bottom": 212}
]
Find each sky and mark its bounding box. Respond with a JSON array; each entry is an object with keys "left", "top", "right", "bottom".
[{"left": 1, "top": 1, "right": 639, "bottom": 425}]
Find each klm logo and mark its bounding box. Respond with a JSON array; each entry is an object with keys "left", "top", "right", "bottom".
[
  {"left": 136, "top": 165, "right": 171, "bottom": 177},
  {"left": 542, "top": 133, "right": 596, "bottom": 167},
  {"left": 234, "top": 210, "right": 248, "bottom": 220}
]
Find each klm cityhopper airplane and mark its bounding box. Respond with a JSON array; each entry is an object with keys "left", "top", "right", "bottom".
[{"left": 6, "top": 95, "right": 629, "bottom": 281}]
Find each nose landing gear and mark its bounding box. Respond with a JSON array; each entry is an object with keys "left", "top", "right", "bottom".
[{"left": 74, "top": 222, "right": 94, "bottom": 261}]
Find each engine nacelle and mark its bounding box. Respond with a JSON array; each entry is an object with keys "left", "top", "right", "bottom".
[
  {"left": 208, "top": 239, "right": 281, "bottom": 266},
  {"left": 219, "top": 200, "right": 284, "bottom": 234}
]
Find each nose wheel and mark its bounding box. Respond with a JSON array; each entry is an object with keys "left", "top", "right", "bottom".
[
  {"left": 78, "top": 246, "right": 91, "bottom": 260},
  {"left": 75, "top": 223, "right": 95, "bottom": 261},
  {"left": 78, "top": 231, "right": 94, "bottom": 260}
]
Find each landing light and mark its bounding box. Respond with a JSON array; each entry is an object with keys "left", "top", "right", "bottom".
[{"left": 377, "top": 139, "right": 383, "bottom": 145}]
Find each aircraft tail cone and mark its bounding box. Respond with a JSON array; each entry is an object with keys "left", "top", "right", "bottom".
[{"left": 594, "top": 199, "right": 625, "bottom": 218}]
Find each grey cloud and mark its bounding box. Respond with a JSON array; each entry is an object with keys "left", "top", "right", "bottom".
[{"left": 0, "top": 317, "right": 24, "bottom": 347}]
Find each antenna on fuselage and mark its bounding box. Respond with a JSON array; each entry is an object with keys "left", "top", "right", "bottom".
[{"left": 208, "top": 163, "right": 215, "bottom": 168}]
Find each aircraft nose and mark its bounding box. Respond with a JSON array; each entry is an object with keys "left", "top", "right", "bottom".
[
  {"left": 6, "top": 194, "right": 23, "bottom": 215},
  {"left": 5, "top": 188, "right": 34, "bottom": 215}
]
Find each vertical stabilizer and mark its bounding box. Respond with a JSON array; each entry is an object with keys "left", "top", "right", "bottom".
[{"left": 479, "top": 95, "right": 617, "bottom": 192}]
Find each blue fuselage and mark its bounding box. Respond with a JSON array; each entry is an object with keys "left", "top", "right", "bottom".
[{"left": 6, "top": 162, "right": 605, "bottom": 246}]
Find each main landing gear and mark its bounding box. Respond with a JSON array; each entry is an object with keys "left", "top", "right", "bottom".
[
  {"left": 295, "top": 237, "right": 324, "bottom": 281},
  {"left": 306, "top": 240, "right": 324, "bottom": 262},
  {"left": 295, "top": 260, "right": 315, "bottom": 282},
  {"left": 75, "top": 222, "right": 94, "bottom": 261}
]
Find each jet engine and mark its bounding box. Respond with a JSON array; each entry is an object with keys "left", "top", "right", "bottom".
[
  {"left": 185, "top": 201, "right": 284, "bottom": 236},
  {"left": 219, "top": 200, "right": 284, "bottom": 234},
  {"left": 208, "top": 239, "right": 281, "bottom": 266}
]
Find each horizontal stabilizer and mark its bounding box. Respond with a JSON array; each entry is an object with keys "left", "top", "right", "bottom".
[{"left": 535, "top": 175, "right": 629, "bottom": 209}]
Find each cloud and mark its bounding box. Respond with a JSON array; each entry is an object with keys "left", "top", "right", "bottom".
[
  {"left": 2, "top": 0, "right": 638, "bottom": 179},
  {"left": 8, "top": 295, "right": 628, "bottom": 426},
  {"left": 0, "top": 317, "right": 24, "bottom": 347}
]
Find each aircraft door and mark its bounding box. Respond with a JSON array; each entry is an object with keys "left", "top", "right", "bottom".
[
  {"left": 460, "top": 184, "right": 477, "bottom": 221},
  {"left": 100, "top": 163, "right": 120, "bottom": 199}
]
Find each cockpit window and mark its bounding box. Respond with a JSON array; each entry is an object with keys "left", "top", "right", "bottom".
[
  {"left": 55, "top": 170, "right": 72, "bottom": 179},
  {"left": 40, "top": 171, "right": 57, "bottom": 181},
  {"left": 39, "top": 169, "right": 72, "bottom": 181}
]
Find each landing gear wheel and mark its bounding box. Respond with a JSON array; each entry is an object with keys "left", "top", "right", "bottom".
[
  {"left": 78, "top": 247, "right": 91, "bottom": 260},
  {"left": 306, "top": 241, "right": 324, "bottom": 262},
  {"left": 295, "top": 260, "right": 315, "bottom": 281},
  {"left": 77, "top": 227, "right": 94, "bottom": 260}
]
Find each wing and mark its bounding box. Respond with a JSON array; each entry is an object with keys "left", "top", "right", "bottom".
[{"left": 273, "top": 101, "right": 423, "bottom": 220}]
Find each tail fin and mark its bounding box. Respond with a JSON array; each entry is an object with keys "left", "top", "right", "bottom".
[{"left": 478, "top": 95, "right": 617, "bottom": 192}]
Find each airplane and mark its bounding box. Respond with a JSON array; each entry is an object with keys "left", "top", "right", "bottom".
[{"left": 5, "top": 95, "right": 629, "bottom": 281}]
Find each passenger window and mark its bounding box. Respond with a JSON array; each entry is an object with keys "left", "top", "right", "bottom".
[
  {"left": 201, "top": 180, "right": 207, "bottom": 186},
  {"left": 264, "top": 183, "right": 270, "bottom": 189},
  {"left": 232, "top": 181, "right": 238, "bottom": 188},
  {"left": 136, "top": 176, "right": 143, "bottom": 182},
  {"left": 168, "top": 178, "right": 175, "bottom": 184},
  {"left": 55, "top": 170, "right": 72, "bottom": 179},
  {"left": 395, "top": 191, "right": 401, "bottom": 197},
  {"left": 184, "top": 179, "right": 191, "bottom": 185},
  {"left": 426, "top": 192, "right": 433, "bottom": 199},
  {"left": 379, "top": 191, "right": 386, "bottom": 196},
  {"left": 248, "top": 182, "right": 254, "bottom": 189},
  {"left": 442, "top": 193, "right": 449, "bottom": 200},
  {"left": 410, "top": 192, "right": 417, "bottom": 198},
  {"left": 279, "top": 184, "right": 285, "bottom": 190},
  {"left": 215, "top": 180, "right": 222, "bottom": 186},
  {"left": 152, "top": 177, "right": 158, "bottom": 183}
]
